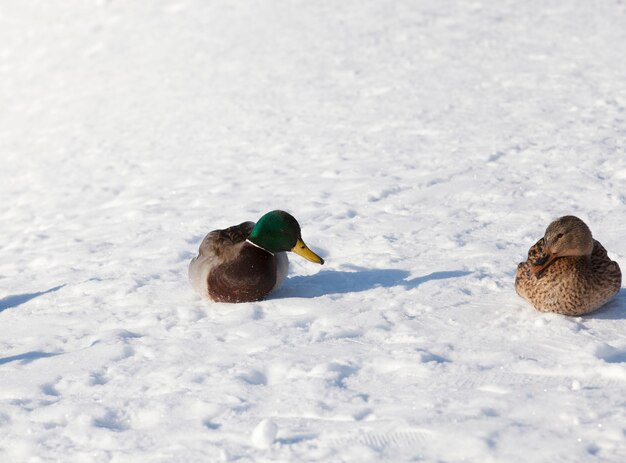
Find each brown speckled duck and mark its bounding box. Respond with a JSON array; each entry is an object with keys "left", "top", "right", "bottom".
[
  {"left": 189, "top": 210, "right": 324, "bottom": 303},
  {"left": 515, "top": 215, "right": 621, "bottom": 316}
]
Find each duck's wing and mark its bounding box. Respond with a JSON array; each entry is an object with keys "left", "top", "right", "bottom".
[
  {"left": 198, "top": 221, "right": 255, "bottom": 257},
  {"left": 515, "top": 238, "right": 545, "bottom": 299},
  {"left": 526, "top": 237, "right": 545, "bottom": 262},
  {"left": 590, "top": 239, "right": 621, "bottom": 288},
  {"left": 591, "top": 239, "right": 609, "bottom": 260},
  {"left": 590, "top": 239, "right": 622, "bottom": 279},
  {"left": 189, "top": 221, "right": 256, "bottom": 298},
  {"left": 516, "top": 238, "right": 544, "bottom": 278}
]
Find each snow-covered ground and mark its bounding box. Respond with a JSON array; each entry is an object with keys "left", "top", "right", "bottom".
[{"left": 1, "top": 0, "right": 626, "bottom": 461}]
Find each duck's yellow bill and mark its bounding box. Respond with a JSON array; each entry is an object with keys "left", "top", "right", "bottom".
[{"left": 291, "top": 239, "right": 324, "bottom": 265}]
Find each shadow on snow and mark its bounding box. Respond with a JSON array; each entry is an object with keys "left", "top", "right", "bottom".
[
  {"left": 274, "top": 268, "right": 471, "bottom": 299},
  {"left": 0, "top": 351, "right": 61, "bottom": 366},
  {"left": 0, "top": 285, "right": 65, "bottom": 313}
]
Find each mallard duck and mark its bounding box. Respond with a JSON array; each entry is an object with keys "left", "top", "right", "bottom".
[
  {"left": 189, "top": 210, "right": 324, "bottom": 302},
  {"left": 515, "top": 215, "right": 621, "bottom": 316}
]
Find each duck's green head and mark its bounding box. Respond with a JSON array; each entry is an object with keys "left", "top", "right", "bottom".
[{"left": 248, "top": 210, "right": 324, "bottom": 264}]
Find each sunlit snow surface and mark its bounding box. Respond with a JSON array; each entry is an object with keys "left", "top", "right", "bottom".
[{"left": 1, "top": 0, "right": 626, "bottom": 461}]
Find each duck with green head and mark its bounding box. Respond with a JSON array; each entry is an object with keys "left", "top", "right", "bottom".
[{"left": 189, "top": 210, "right": 324, "bottom": 302}]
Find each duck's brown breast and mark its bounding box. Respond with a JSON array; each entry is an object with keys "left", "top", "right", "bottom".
[{"left": 207, "top": 243, "right": 277, "bottom": 303}]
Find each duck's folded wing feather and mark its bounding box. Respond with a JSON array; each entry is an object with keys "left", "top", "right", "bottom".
[
  {"left": 199, "top": 221, "right": 255, "bottom": 257},
  {"left": 190, "top": 221, "right": 256, "bottom": 298},
  {"left": 591, "top": 239, "right": 609, "bottom": 260},
  {"left": 526, "top": 238, "right": 545, "bottom": 262}
]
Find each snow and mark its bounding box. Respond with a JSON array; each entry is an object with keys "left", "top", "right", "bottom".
[
  {"left": 1, "top": 0, "right": 626, "bottom": 461},
  {"left": 251, "top": 419, "right": 278, "bottom": 450}
]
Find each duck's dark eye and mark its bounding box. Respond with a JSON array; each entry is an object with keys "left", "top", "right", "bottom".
[{"left": 555, "top": 233, "right": 564, "bottom": 240}]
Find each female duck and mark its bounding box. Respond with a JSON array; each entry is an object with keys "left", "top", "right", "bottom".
[
  {"left": 189, "top": 210, "right": 324, "bottom": 303},
  {"left": 515, "top": 215, "right": 621, "bottom": 316}
]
